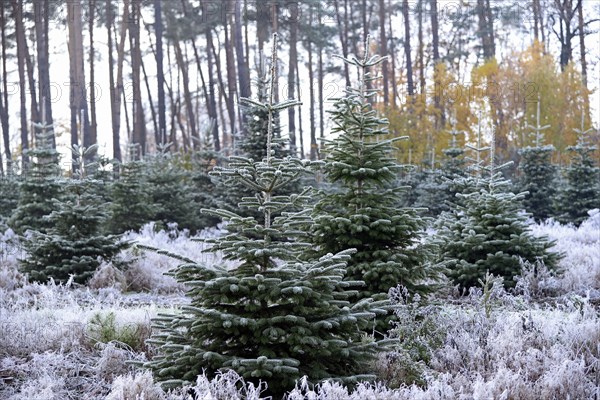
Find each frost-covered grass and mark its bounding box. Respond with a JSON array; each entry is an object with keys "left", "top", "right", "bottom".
[{"left": 0, "top": 214, "right": 598, "bottom": 399}]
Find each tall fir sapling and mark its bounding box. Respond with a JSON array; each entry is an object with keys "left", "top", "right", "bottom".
[
  {"left": 108, "top": 150, "right": 157, "bottom": 234},
  {"left": 20, "top": 145, "right": 128, "bottom": 284},
  {"left": 434, "top": 124, "right": 561, "bottom": 289},
  {"left": 310, "top": 41, "right": 441, "bottom": 299},
  {"left": 145, "top": 144, "right": 204, "bottom": 233},
  {"left": 145, "top": 35, "right": 390, "bottom": 397},
  {"left": 517, "top": 98, "right": 557, "bottom": 222},
  {"left": 555, "top": 113, "right": 600, "bottom": 226},
  {"left": 9, "top": 124, "right": 63, "bottom": 234},
  {"left": 414, "top": 126, "right": 467, "bottom": 216}
]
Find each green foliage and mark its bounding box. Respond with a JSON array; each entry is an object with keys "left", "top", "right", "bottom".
[
  {"left": 108, "top": 160, "right": 157, "bottom": 234},
  {"left": 20, "top": 175, "right": 129, "bottom": 284},
  {"left": 88, "top": 311, "right": 150, "bottom": 351},
  {"left": 310, "top": 47, "right": 442, "bottom": 301},
  {"left": 0, "top": 175, "right": 20, "bottom": 224},
  {"left": 145, "top": 37, "right": 391, "bottom": 397},
  {"left": 434, "top": 131, "right": 561, "bottom": 290},
  {"left": 516, "top": 100, "right": 558, "bottom": 222},
  {"left": 555, "top": 120, "right": 600, "bottom": 226},
  {"left": 9, "top": 130, "right": 63, "bottom": 234}
]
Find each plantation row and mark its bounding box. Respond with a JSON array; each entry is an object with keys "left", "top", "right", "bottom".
[{"left": 0, "top": 46, "right": 599, "bottom": 398}]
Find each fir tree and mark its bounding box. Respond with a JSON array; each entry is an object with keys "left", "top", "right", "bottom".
[
  {"left": 414, "top": 127, "right": 467, "bottom": 216},
  {"left": 9, "top": 125, "right": 62, "bottom": 234},
  {"left": 0, "top": 175, "right": 20, "bottom": 226},
  {"left": 555, "top": 114, "right": 600, "bottom": 226},
  {"left": 310, "top": 42, "right": 441, "bottom": 299},
  {"left": 434, "top": 125, "right": 561, "bottom": 290},
  {"left": 145, "top": 145, "right": 203, "bottom": 233},
  {"left": 517, "top": 99, "right": 557, "bottom": 222},
  {"left": 108, "top": 153, "right": 157, "bottom": 234},
  {"left": 20, "top": 145, "right": 128, "bottom": 284},
  {"left": 145, "top": 36, "right": 390, "bottom": 397}
]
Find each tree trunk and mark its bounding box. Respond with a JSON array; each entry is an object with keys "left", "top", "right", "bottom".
[
  {"left": 417, "top": 0, "right": 425, "bottom": 95},
  {"left": 225, "top": 15, "right": 238, "bottom": 149},
  {"left": 235, "top": 0, "right": 250, "bottom": 134},
  {"left": 430, "top": 0, "right": 443, "bottom": 128},
  {"left": 165, "top": 38, "right": 179, "bottom": 151},
  {"left": 317, "top": 12, "right": 325, "bottom": 142},
  {"left": 308, "top": 39, "right": 317, "bottom": 161},
  {"left": 155, "top": 0, "right": 167, "bottom": 147},
  {"left": 533, "top": 0, "right": 540, "bottom": 41},
  {"left": 111, "top": 0, "right": 128, "bottom": 161},
  {"left": 88, "top": 0, "right": 97, "bottom": 156},
  {"left": 13, "top": 1, "right": 29, "bottom": 169},
  {"left": 477, "top": 0, "right": 495, "bottom": 60},
  {"left": 173, "top": 38, "right": 198, "bottom": 149},
  {"left": 334, "top": 0, "right": 351, "bottom": 88},
  {"left": 379, "top": 0, "right": 389, "bottom": 104},
  {"left": 287, "top": 1, "right": 298, "bottom": 155},
  {"left": 402, "top": 0, "right": 414, "bottom": 96},
  {"left": 141, "top": 55, "right": 158, "bottom": 148},
  {"left": 0, "top": 0, "right": 10, "bottom": 172},
  {"left": 210, "top": 36, "right": 230, "bottom": 151},
  {"left": 205, "top": 28, "right": 220, "bottom": 151},
  {"left": 296, "top": 58, "right": 304, "bottom": 158},
  {"left": 34, "top": 0, "right": 54, "bottom": 148},
  {"left": 577, "top": 0, "right": 587, "bottom": 85},
  {"left": 388, "top": 0, "right": 397, "bottom": 107},
  {"left": 130, "top": 0, "right": 146, "bottom": 156}
]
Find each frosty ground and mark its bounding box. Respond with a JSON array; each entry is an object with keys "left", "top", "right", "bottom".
[{"left": 0, "top": 212, "right": 598, "bottom": 400}]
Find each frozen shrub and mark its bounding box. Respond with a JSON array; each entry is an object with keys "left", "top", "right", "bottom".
[
  {"left": 88, "top": 262, "right": 127, "bottom": 291},
  {"left": 105, "top": 370, "right": 166, "bottom": 400}
]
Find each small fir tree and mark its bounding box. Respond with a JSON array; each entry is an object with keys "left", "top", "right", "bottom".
[
  {"left": 108, "top": 153, "right": 157, "bottom": 234},
  {"left": 517, "top": 99, "right": 557, "bottom": 222},
  {"left": 145, "top": 36, "right": 390, "bottom": 397},
  {"left": 434, "top": 125, "right": 561, "bottom": 289},
  {"left": 0, "top": 174, "right": 20, "bottom": 225},
  {"left": 414, "top": 127, "right": 467, "bottom": 216},
  {"left": 20, "top": 145, "right": 128, "bottom": 284},
  {"left": 555, "top": 114, "right": 600, "bottom": 226},
  {"left": 9, "top": 125, "right": 62, "bottom": 234},
  {"left": 145, "top": 145, "right": 203, "bottom": 233},
  {"left": 310, "top": 42, "right": 441, "bottom": 299}
]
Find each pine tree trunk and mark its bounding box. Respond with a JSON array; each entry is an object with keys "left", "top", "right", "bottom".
[
  {"left": 388, "top": 0, "right": 397, "bottom": 107},
  {"left": 402, "top": 0, "right": 414, "bottom": 96},
  {"left": 225, "top": 14, "right": 237, "bottom": 149},
  {"left": 308, "top": 39, "right": 317, "bottom": 161},
  {"left": 334, "top": 0, "right": 351, "bottom": 88},
  {"left": 13, "top": 1, "right": 29, "bottom": 168},
  {"left": 296, "top": 58, "right": 304, "bottom": 158},
  {"left": 110, "top": 0, "right": 129, "bottom": 161},
  {"left": 22, "top": 12, "right": 40, "bottom": 140},
  {"left": 210, "top": 36, "right": 229, "bottom": 151},
  {"left": 430, "top": 0, "right": 443, "bottom": 127},
  {"left": 165, "top": 38, "right": 179, "bottom": 151},
  {"left": 577, "top": 0, "right": 587, "bottom": 85},
  {"left": 205, "top": 28, "right": 220, "bottom": 151},
  {"left": 417, "top": 0, "right": 425, "bottom": 95},
  {"left": 155, "top": 0, "right": 166, "bottom": 147},
  {"left": 131, "top": 0, "right": 146, "bottom": 156},
  {"left": 0, "top": 1, "right": 12, "bottom": 172},
  {"left": 34, "top": 0, "right": 54, "bottom": 148},
  {"left": 141, "top": 55, "right": 158, "bottom": 148},
  {"left": 378, "top": 0, "right": 389, "bottom": 104},
  {"left": 88, "top": 0, "right": 98, "bottom": 156},
  {"left": 235, "top": 0, "right": 250, "bottom": 134},
  {"left": 287, "top": 1, "right": 298, "bottom": 155},
  {"left": 317, "top": 30, "right": 325, "bottom": 142}
]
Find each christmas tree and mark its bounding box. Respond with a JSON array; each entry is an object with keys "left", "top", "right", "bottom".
[
  {"left": 0, "top": 174, "right": 20, "bottom": 226},
  {"left": 20, "top": 145, "right": 128, "bottom": 284},
  {"left": 108, "top": 150, "right": 157, "bottom": 234},
  {"left": 9, "top": 124, "right": 62, "bottom": 235},
  {"left": 310, "top": 41, "right": 441, "bottom": 299},
  {"left": 145, "top": 36, "right": 390, "bottom": 397},
  {"left": 517, "top": 99, "right": 557, "bottom": 222},
  {"left": 434, "top": 123, "right": 561, "bottom": 289},
  {"left": 555, "top": 113, "right": 600, "bottom": 226},
  {"left": 145, "top": 144, "right": 203, "bottom": 233},
  {"left": 414, "top": 126, "right": 467, "bottom": 217}
]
